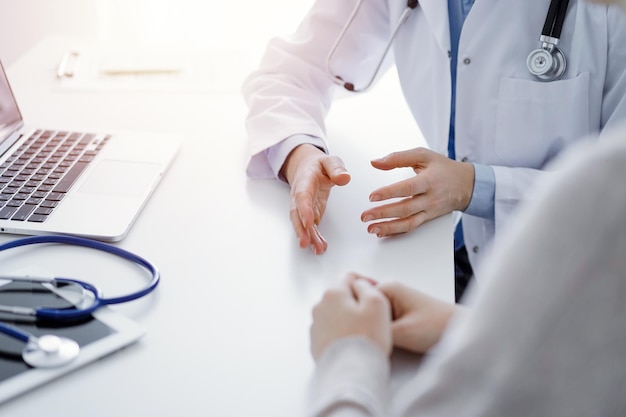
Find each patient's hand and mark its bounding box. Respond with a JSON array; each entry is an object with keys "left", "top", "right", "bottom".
[
  {"left": 378, "top": 282, "right": 460, "bottom": 354},
  {"left": 310, "top": 273, "right": 392, "bottom": 361}
]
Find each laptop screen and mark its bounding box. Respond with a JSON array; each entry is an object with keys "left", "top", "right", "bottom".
[{"left": 0, "top": 61, "right": 24, "bottom": 147}]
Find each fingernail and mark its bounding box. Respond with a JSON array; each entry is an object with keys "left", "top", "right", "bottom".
[
  {"left": 370, "top": 194, "right": 381, "bottom": 202},
  {"left": 362, "top": 215, "right": 373, "bottom": 222},
  {"left": 369, "top": 228, "right": 380, "bottom": 235}
]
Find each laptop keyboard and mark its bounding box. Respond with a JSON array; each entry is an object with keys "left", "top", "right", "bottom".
[{"left": 0, "top": 129, "right": 110, "bottom": 223}]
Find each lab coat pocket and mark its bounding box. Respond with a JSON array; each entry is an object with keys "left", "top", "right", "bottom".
[{"left": 494, "top": 72, "right": 590, "bottom": 168}]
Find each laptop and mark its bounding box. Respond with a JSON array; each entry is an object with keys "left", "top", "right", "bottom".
[{"left": 0, "top": 60, "right": 181, "bottom": 241}]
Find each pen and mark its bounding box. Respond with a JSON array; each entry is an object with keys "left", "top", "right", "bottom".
[{"left": 56, "top": 50, "right": 80, "bottom": 79}]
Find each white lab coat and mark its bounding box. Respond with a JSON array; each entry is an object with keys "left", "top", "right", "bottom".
[{"left": 243, "top": 0, "right": 626, "bottom": 277}]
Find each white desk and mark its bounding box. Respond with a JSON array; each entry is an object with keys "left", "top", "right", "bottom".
[{"left": 0, "top": 36, "right": 452, "bottom": 416}]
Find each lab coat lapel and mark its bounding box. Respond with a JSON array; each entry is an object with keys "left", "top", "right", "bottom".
[
  {"left": 416, "top": 0, "right": 451, "bottom": 55},
  {"left": 461, "top": 0, "right": 496, "bottom": 34}
]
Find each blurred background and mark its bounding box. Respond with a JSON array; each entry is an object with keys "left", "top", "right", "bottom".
[
  {"left": 0, "top": 0, "right": 315, "bottom": 66},
  {"left": 0, "top": 0, "right": 419, "bottom": 144}
]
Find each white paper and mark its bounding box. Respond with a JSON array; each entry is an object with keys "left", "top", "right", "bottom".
[{"left": 57, "top": 43, "right": 253, "bottom": 93}]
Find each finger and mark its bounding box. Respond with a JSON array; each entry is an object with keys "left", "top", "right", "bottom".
[
  {"left": 377, "top": 282, "right": 409, "bottom": 302},
  {"left": 350, "top": 273, "right": 379, "bottom": 286},
  {"left": 377, "top": 282, "right": 412, "bottom": 319},
  {"left": 313, "top": 202, "right": 323, "bottom": 225},
  {"left": 351, "top": 279, "right": 390, "bottom": 321},
  {"left": 289, "top": 206, "right": 311, "bottom": 249},
  {"left": 314, "top": 279, "right": 357, "bottom": 315},
  {"left": 342, "top": 271, "right": 377, "bottom": 286},
  {"left": 362, "top": 195, "right": 428, "bottom": 223},
  {"left": 309, "top": 224, "right": 328, "bottom": 255},
  {"left": 370, "top": 147, "right": 432, "bottom": 170},
  {"left": 369, "top": 176, "right": 428, "bottom": 202},
  {"left": 318, "top": 283, "right": 353, "bottom": 307},
  {"left": 321, "top": 156, "right": 351, "bottom": 186},
  {"left": 292, "top": 183, "right": 316, "bottom": 229},
  {"left": 289, "top": 192, "right": 312, "bottom": 247},
  {"left": 366, "top": 211, "right": 431, "bottom": 237},
  {"left": 350, "top": 277, "right": 381, "bottom": 302}
]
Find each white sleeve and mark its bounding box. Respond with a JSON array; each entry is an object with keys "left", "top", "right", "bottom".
[
  {"left": 242, "top": 0, "right": 390, "bottom": 177},
  {"left": 392, "top": 135, "right": 626, "bottom": 417},
  {"left": 309, "top": 336, "right": 390, "bottom": 417},
  {"left": 253, "top": 134, "right": 327, "bottom": 180}
]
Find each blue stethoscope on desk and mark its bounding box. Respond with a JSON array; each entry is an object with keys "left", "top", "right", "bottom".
[
  {"left": 326, "top": 0, "right": 571, "bottom": 92},
  {"left": 0, "top": 235, "right": 160, "bottom": 368}
]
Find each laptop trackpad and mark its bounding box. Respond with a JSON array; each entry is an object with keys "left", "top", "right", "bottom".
[{"left": 77, "top": 160, "right": 161, "bottom": 197}]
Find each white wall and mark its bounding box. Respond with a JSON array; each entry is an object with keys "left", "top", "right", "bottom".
[
  {"left": 0, "top": 0, "right": 314, "bottom": 66},
  {"left": 0, "top": 0, "right": 98, "bottom": 65}
]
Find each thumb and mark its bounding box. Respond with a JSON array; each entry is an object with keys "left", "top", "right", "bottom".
[
  {"left": 322, "top": 156, "right": 351, "bottom": 186},
  {"left": 350, "top": 277, "right": 387, "bottom": 308},
  {"left": 377, "top": 282, "right": 412, "bottom": 318}
]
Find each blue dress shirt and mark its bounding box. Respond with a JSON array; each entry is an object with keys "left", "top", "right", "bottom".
[
  {"left": 448, "top": 0, "right": 495, "bottom": 250},
  {"left": 267, "top": 0, "right": 496, "bottom": 235}
]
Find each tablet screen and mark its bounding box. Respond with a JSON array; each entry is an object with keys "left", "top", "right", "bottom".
[
  {"left": 0, "top": 281, "right": 115, "bottom": 381},
  {"left": 0, "top": 279, "right": 144, "bottom": 404}
]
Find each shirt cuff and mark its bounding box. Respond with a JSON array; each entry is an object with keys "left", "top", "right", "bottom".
[
  {"left": 308, "top": 336, "right": 390, "bottom": 417},
  {"left": 264, "top": 134, "right": 328, "bottom": 181},
  {"left": 464, "top": 163, "right": 495, "bottom": 220}
]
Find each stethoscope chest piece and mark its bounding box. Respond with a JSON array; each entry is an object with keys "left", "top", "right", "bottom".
[
  {"left": 0, "top": 235, "right": 160, "bottom": 369},
  {"left": 527, "top": 0, "right": 571, "bottom": 82},
  {"left": 527, "top": 46, "right": 566, "bottom": 82},
  {"left": 22, "top": 335, "right": 80, "bottom": 368}
]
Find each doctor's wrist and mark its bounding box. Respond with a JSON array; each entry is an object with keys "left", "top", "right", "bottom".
[
  {"left": 280, "top": 144, "right": 325, "bottom": 185},
  {"left": 457, "top": 161, "right": 476, "bottom": 212}
]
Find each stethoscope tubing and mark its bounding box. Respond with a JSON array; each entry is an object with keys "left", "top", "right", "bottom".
[
  {"left": 326, "top": 0, "right": 418, "bottom": 92},
  {"left": 0, "top": 235, "right": 159, "bottom": 368},
  {"left": 0, "top": 235, "right": 160, "bottom": 321},
  {"left": 34, "top": 278, "right": 102, "bottom": 320},
  {"left": 0, "top": 321, "right": 31, "bottom": 343},
  {"left": 543, "top": 0, "right": 570, "bottom": 39},
  {"left": 328, "top": 0, "right": 571, "bottom": 89}
]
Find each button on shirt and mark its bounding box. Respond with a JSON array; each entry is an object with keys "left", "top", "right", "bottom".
[
  {"left": 266, "top": 0, "right": 496, "bottom": 221},
  {"left": 448, "top": 0, "right": 495, "bottom": 221}
]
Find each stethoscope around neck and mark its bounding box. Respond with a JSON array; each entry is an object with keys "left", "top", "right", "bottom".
[
  {"left": 326, "top": 0, "right": 571, "bottom": 92},
  {"left": 0, "top": 235, "right": 160, "bottom": 368}
]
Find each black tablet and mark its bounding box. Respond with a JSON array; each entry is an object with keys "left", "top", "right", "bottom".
[{"left": 0, "top": 280, "right": 144, "bottom": 404}]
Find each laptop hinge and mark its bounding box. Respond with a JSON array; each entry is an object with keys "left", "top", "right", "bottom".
[{"left": 0, "top": 128, "right": 23, "bottom": 162}]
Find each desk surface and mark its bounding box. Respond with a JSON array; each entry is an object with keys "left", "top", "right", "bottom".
[{"left": 1, "top": 36, "right": 452, "bottom": 416}]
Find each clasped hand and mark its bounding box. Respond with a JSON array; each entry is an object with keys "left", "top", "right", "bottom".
[
  {"left": 310, "top": 273, "right": 458, "bottom": 361},
  {"left": 282, "top": 145, "right": 474, "bottom": 254}
]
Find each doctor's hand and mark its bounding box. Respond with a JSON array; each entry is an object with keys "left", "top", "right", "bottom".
[
  {"left": 281, "top": 144, "right": 351, "bottom": 255},
  {"left": 361, "top": 147, "right": 474, "bottom": 237},
  {"left": 378, "top": 282, "right": 460, "bottom": 354},
  {"left": 310, "top": 273, "right": 392, "bottom": 361}
]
